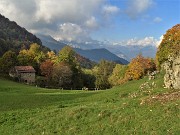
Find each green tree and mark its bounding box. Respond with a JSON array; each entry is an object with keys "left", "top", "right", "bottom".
[
  {"left": 58, "top": 46, "right": 76, "bottom": 65},
  {"left": 95, "top": 60, "right": 115, "bottom": 89},
  {"left": 29, "top": 43, "right": 46, "bottom": 65},
  {"left": 17, "top": 49, "right": 32, "bottom": 66},
  {"left": 82, "top": 69, "right": 96, "bottom": 88},
  {"left": 0, "top": 50, "right": 17, "bottom": 73},
  {"left": 0, "top": 39, "right": 8, "bottom": 56},
  {"left": 72, "top": 65, "right": 84, "bottom": 88},
  {"left": 58, "top": 46, "right": 83, "bottom": 88},
  {"left": 109, "top": 64, "right": 128, "bottom": 86}
]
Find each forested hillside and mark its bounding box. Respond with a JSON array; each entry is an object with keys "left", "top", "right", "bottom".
[{"left": 0, "top": 14, "right": 49, "bottom": 56}]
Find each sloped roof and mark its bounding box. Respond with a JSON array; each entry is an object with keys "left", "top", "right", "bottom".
[{"left": 15, "top": 66, "right": 36, "bottom": 73}]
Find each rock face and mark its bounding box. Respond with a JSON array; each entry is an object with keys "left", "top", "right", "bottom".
[{"left": 162, "top": 55, "right": 180, "bottom": 89}]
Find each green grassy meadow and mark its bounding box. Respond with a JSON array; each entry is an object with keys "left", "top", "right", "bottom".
[{"left": 0, "top": 73, "right": 179, "bottom": 135}]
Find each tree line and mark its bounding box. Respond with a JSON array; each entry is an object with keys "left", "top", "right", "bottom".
[{"left": 0, "top": 43, "right": 157, "bottom": 90}]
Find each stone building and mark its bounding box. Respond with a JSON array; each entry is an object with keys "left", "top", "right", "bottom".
[{"left": 9, "top": 66, "right": 36, "bottom": 84}]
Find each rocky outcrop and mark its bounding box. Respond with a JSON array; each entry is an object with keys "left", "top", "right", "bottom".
[{"left": 162, "top": 55, "right": 180, "bottom": 89}]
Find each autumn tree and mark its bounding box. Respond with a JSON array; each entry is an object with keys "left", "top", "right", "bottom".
[
  {"left": 156, "top": 24, "right": 180, "bottom": 68},
  {"left": 40, "top": 59, "right": 54, "bottom": 84},
  {"left": 47, "top": 51, "right": 57, "bottom": 63},
  {"left": 28, "top": 43, "right": 46, "bottom": 65},
  {"left": 17, "top": 43, "right": 46, "bottom": 74},
  {"left": 125, "top": 55, "right": 156, "bottom": 80},
  {"left": 52, "top": 62, "right": 73, "bottom": 88}
]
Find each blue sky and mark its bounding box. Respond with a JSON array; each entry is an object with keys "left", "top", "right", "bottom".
[
  {"left": 0, "top": 0, "right": 179, "bottom": 47},
  {"left": 92, "top": 0, "right": 180, "bottom": 42}
]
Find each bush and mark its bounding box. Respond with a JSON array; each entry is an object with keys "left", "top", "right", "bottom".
[{"left": 36, "top": 76, "right": 46, "bottom": 87}]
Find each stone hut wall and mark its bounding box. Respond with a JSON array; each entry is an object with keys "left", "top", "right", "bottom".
[{"left": 20, "top": 72, "right": 35, "bottom": 84}]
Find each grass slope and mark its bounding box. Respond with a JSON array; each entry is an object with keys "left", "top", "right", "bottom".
[{"left": 0, "top": 73, "right": 179, "bottom": 135}]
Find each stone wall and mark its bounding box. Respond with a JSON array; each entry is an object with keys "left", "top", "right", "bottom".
[
  {"left": 162, "top": 55, "right": 180, "bottom": 89},
  {"left": 20, "top": 72, "right": 35, "bottom": 84}
]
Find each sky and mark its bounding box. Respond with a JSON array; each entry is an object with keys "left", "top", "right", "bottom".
[{"left": 0, "top": 0, "right": 179, "bottom": 47}]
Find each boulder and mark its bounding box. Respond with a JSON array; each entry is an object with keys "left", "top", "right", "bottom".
[{"left": 162, "top": 55, "right": 180, "bottom": 89}]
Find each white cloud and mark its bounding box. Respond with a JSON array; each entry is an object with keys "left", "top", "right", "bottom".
[
  {"left": 0, "top": 0, "right": 37, "bottom": 28},
  {"left": 126, "top": 37, "right": 157, "bottom": 46},
  {"left": 112, "top": 36, "right": 162, "bottom": 48},
  {"left": 103, "top": 5, "right": 120, "bottom": 14},
  {"left": 85, "top": 16, "right": 98, "bottom": 29},
  {"left": 0, "top": 0, "right": 159, "bottom": 44},
  {"left": 153, "top": 17, "right": 162, "bottom": 23},
  {"left": 34, "top": 0, "right": 103, "bottom": 24},
  {"left": 54, "top": 23, "right": 90, "bottom": 42},
  {"left": 1, "top": 0, "right": 130, "bottom": 42},
  {"left": 0, "top": 0, "right": 107, "bottom": 41},
  {"left": 126, "top": 0, "right": 154, "bottom": 19}
]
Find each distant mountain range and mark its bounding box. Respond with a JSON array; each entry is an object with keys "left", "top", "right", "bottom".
[
  {"left": 61, "top": 40, "right": 157, "bottom": 60},
  {"left": 36, "top": 34, "right": 67, "bottom": 51},
  {"left": 105, "top": 44, "right": 157, "bottom": 60},
  {"left": 74, "top": 48, "right": 129, "bottom": 64},
  {"left": 37, "top": 34, "right": 129, "bottom": 64},
  {"left": 59, "top": 40, "right": 130, "bottom": 61},
  {"left": 37, "top": 33, "right": 157, "bottom": 63}
]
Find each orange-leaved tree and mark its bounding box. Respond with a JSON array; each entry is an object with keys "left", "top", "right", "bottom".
[
  {"left": 125, "top": 54, "right": 156, "bottom": 80},
  {"left": 40, "top": 59, "right": 54, "bottom": 79}
]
